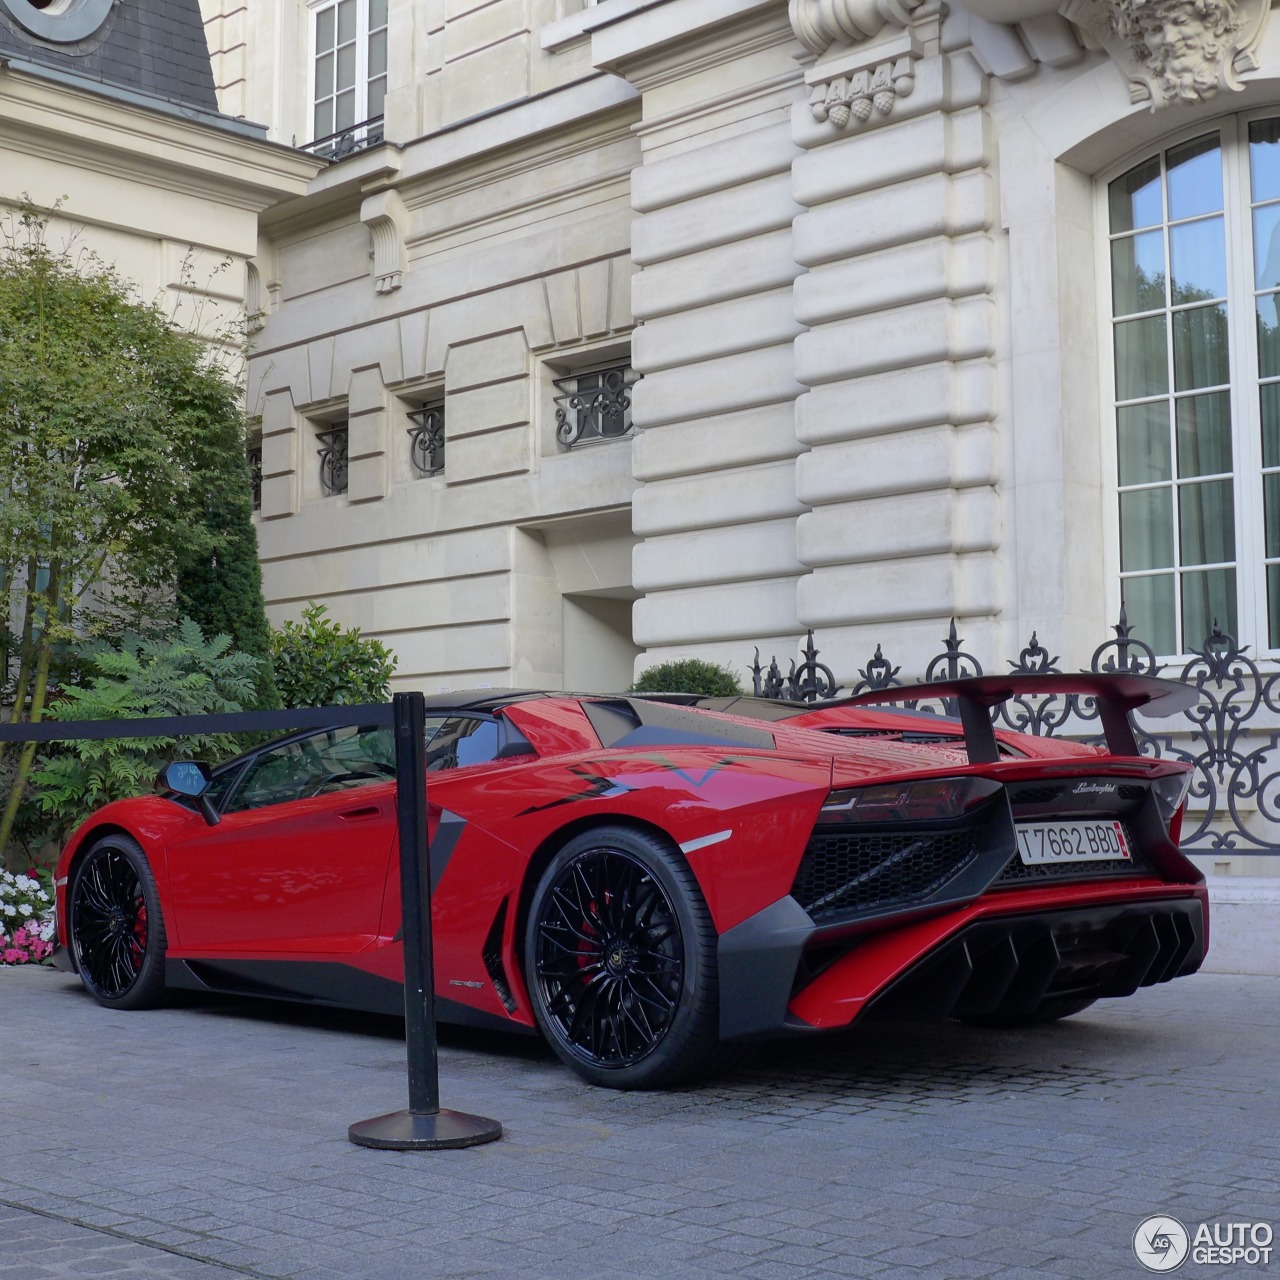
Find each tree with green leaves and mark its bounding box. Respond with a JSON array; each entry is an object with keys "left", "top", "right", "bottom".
[
  {"left": 0, "top": 207, "right": 272, "bottom": 861},
  {"left": 177, "top": 411, "right": 278, "bottom": 709}
]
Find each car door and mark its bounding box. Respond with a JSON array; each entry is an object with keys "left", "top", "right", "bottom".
[
  {"left": 163, "top": 724, "right": 398, "bottom": 955},
  {"left": 377, "top": 714, "right": 535, "bottom": 984}
]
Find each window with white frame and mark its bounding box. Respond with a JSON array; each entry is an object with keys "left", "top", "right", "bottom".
[
  {"left": 1106, "top": 115, "right": 1280, "bottom": 659},
  {"left": 310, "top": 0, "right": 387, "bottom": 147}
]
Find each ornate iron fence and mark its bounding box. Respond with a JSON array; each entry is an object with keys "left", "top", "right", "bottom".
[{"left": 750, "top": 610, "right": 1280, "bottom": 856}]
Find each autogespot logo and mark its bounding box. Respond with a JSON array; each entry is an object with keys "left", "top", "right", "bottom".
[
  {"left": 1134, "top": 1216, "right": 1275, "bottom": 1271},
  {"left": 1134, "top": 1216, "right": 1190, "bottom": 1272}
]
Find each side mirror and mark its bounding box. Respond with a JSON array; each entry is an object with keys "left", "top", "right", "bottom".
[{"left": 159, "top": 761, "right": 220, "bottom": 827}]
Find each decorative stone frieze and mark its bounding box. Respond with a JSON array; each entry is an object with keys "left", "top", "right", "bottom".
[
  {"left": 791, "top": 0, "right": 941, "bottom": 129},
  {"left": 1060, "top": 0, "right": 1270, "bottom": 108},
  {"left": 950, "top": 0, "right": 1271, "bottom": 108},
  {"left": 809, "top": 40, "right": 920, "bottom": 127}
]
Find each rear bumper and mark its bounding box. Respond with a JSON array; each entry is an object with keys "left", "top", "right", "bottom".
[
  {"left": 717, "top": 880, "right": 1208, "bottom": 1038},
  {"left": 858, "top": 897, "right": 1204, "bottom": 1024},
  {"left": 50, "top": 943, "right": 76, "bottom": 975}
]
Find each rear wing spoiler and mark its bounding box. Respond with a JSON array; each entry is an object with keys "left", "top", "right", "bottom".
[{"left": 849, "top": 673, "right": 1199, "bottom": 764}]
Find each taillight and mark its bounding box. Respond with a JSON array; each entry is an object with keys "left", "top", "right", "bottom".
[
  {"left": 1152, "top": 771, "right": 1193, "bottom": 840},
  {"left": 818, "top": 777, "right": 1002, "bottom": 823}
]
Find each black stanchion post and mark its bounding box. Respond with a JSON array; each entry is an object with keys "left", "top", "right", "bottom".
[{"left": 348, "top": 691, "right": 502, "bottom": 1150}]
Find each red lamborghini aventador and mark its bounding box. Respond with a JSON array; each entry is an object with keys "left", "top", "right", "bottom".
[{"left": 52, "top": 674, "right": 1207, "bottom": 1089}]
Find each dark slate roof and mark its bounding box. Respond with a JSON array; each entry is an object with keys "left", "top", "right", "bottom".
[{"left": 0, "top": 0, "right": 219, "bottom": 114}]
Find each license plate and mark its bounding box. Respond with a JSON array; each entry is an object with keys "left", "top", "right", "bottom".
[{"left": 1016, "top": 821, "right": 1131, "bottom": 865}]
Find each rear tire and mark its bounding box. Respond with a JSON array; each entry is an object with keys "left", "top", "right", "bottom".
[
  {"left": 525, "top": 825, "right": 722, "bottom": 1089},
  {"left": 70, "top": 835, "right": 167, "bottom": 1011}
]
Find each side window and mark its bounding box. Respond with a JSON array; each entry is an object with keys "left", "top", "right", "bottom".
[
  {"left": 425, "top": 717, "right": 500, "bottom": 772},
  {"left": 225, "top": 725, "right": 395, "bottom": 812},
  {"left": 206, "top": 761, "right": 248, "bottom": 811}
]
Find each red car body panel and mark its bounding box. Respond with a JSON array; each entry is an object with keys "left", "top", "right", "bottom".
[{"left": 54, "top": 683, "right": 1208, "bottom": 1063}]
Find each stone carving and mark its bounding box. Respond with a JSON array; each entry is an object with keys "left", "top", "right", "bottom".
[
  {"left": 359, "top": 190, "right": 407, "bottom": 295},
  {"left": 790, "top": 0, "right": 936, "bottom": 129},
  {"left": 789, "top": 0, "right": 925, "bottom": 56},
  {"left": 244, "top": 261, "right": 265, "bottom": 334},
  {"left": 796, "top": 0, "right": 1271, "bottom": 121},
  {"left": 811, "top": 55, "right": 918, "bottom": 127},
  {"left": 1060, "top": 0, "right": 1270, "bottom": 108}
]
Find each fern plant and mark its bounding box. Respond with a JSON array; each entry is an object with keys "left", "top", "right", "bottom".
[{"left": 29, "top": 619, "right": 261, "bottom": 841}]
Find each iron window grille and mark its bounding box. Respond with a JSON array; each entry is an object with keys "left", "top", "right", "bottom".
[
  {"left": 317, "top": 425, "right": 349, "bottom": 497},
  {"left": 407, "top": 405, "right": 445, "bottom": 477},
  {"left": 247, "top": 441, "right": 263, "bottom": 511},
  {"left": 553, "top": 365, "right": 636, "bottom": 451}
]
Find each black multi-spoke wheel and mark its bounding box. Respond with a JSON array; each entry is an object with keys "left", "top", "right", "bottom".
[
  {"left": 70, "top": 836, "right": 167, "bottom": 1010},
  {"left": 525, "top": 826, "right": 721, "bottom": 1089}
]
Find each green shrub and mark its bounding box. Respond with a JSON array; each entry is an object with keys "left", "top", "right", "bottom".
[
  {"left": 271, "top": 603, "right": 395, "bottom": 708},
  {"left": 29, "top": 619, "right": 261, "bottom": 843},
  {"left": 630, "top": 658, "right": 743, "bottom": 697}
]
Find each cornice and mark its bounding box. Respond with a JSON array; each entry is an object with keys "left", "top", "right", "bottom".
[
  {"left": 0, "top": 61, "right": 322, "bottom": 203},
  {"left": 589, "top": 0, "right": 783, "bottom": 81}
]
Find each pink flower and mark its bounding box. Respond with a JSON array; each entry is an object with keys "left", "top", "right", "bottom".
[
  {"left": 12, "top": 927, "right": 30, "bottom": 948},
  {"left": 3, "top": 948, "right": 29, "bottom": 964}
]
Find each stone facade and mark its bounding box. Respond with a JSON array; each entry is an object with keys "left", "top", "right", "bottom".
[
  {"left": 1, "top": 1, "right": 318, "bottom": 341},
  {"left": 200, "top": 0, "right": 1280, "bottom": 692}
]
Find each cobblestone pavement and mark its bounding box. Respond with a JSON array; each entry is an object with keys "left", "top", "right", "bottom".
[{"left": 1, "top": 965, "right": 1276, "bottom": 1280}]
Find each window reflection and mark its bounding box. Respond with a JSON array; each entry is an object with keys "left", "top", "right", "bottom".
[{"left": 1109, "top": 132, "right": 1240, "bottom": 655}]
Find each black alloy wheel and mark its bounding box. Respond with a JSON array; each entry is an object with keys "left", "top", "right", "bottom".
[
  {"left": 526, "top": 826, "right": 722, "bottom": 1089},
  {"left": 70, "top": 836, "right": 167, "bottom": 1010}
]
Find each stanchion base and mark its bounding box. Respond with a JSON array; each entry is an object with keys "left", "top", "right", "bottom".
[{"left": 348, "top": 1108, "right": 502, "bottom": 1150}]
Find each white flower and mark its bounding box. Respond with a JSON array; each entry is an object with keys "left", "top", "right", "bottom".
[
  {"left": 1, "top": 904, "right": 14, "bottom": 917},
  {"left": 15, "top": 875, "right": 37, "bottom": 892},
  {"left": 17, "top": 903, "right": 33, "bottom": 917}
]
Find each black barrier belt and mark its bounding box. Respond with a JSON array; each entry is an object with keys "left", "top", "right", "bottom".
[
  {"left": 0, "top": 702, "right": 393, "bottom": 745},
  {"left": 1, "top": 690, "right": 502, "bottom": 1150}
]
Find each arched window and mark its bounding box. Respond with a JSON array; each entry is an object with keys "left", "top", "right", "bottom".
[{"left": 1106, "top": 115, "right": 1279, "bottom": 658}]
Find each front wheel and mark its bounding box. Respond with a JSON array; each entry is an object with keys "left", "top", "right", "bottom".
[
  {"left": 525, "top": 826, "right": 721, "bottom": 1089},
  {"left": 70, "top": 836, "right": 167, "bottom": 1011}
]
